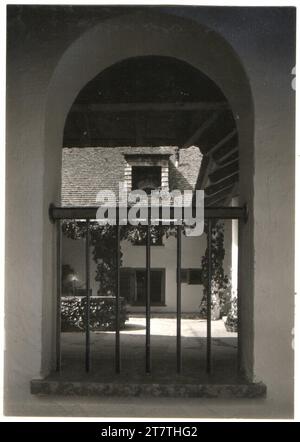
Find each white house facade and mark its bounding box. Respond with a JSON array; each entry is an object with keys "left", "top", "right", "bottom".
[{"left": 61, "top": 145, "right": 234, "bottom": 313}]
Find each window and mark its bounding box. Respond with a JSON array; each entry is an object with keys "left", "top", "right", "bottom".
[
  {"left": 188, "top": 269, "right": 202, "bottom": 284},
  {"left": 131, "top": 166, "right": 161, "bottom": 194},
  {"left": 181, "top": 268, "right": 202, "bottom": 284},
  {"left": 180, "top": 269, "right": 188, "bottom": 284},
  {"left": 120, "top": 268, "right": 165, "bottom": 306}
]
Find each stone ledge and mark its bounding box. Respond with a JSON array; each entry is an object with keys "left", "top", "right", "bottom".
[{"left": 31, "top": 379, "right": 266, "bottom": 398}]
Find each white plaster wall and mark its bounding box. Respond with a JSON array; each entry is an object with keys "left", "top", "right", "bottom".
[
  {"left": 5, "top": 31, "right": 58, "bottom": 406},
  {"left": 185, "top": 12, "right": 295, "bottom": 412}
]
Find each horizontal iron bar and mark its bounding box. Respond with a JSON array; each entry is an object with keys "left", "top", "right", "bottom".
[{"left": 49, "top": 205, "right": 247, "bottom": 222}]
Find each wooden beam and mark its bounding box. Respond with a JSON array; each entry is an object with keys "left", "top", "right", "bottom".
[
  {"left": 205, "top": 196, "right": 227, "bottom": 207},
  {"left": 208, "top": 182, "right": 239, "bottom": 208},
  {"left": 194, "top": 128, "right": 238, "bottom": 192},
  {"left": 205, "top": 173, "right": 239, "bottom": 196},
  {"left": 205, "top": 185, "right": 236, "bottom": 205},
  {"left": 205, "top": 186, "right": 234, "bottom": 206},
  {"left": 181, "top": 111, "right": 220, "bottom": 149},
  {"left": 71, "top": 102, "right": 229, "bottom": 113},
  {"left": 214, "top": 146, "right": 238, "bottom": 165},
  {"left": 222, "top": 182, "right": 239, "bottom": 206},
  {"left": 194, "top": 155, "right": 212, "bottom": 192},
  {"left": 206, "top": 129, "right": 237, "bottom": 156},
  {"left": 63, "top": 137, "right": 177, "bottom": 147},
  {"left": 208, "top": 159, "right": 239, "bottom": 184}
]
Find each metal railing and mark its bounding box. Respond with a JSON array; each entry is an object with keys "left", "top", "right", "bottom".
[{"left": 50, "top": 204, "right": 247, "bottom": 375}]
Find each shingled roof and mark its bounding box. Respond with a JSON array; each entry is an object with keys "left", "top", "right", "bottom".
[{"left": 61, "top": 146, "right": 202, "bottom": 206}]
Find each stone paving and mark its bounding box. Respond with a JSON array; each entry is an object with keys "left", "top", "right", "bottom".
[
  {"left": 59, "top": 317, "right": 238, "bottom": 383},
  {"left": 11, "top": 319, "right": 276, "bottom": 418}
]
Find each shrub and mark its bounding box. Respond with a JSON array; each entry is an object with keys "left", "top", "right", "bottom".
[{"left": 61, "top": 296, "right": 128, "bottom": 332}]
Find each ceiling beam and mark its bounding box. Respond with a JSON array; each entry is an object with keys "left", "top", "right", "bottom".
[
  {"left": 205, "top": 186, "right": 234, "bottom": 206},
  {"left": 195, "top": 155, "right": 212, "bottom": 190},
  {"left": 194, "top": 128, "right": 238, "bottom": 189},
  {"left": 208, "top": 159, "right": 239, "bottom": 184},
  {"left": 71, "top": 102, "right": 229, "bottom": 113},
  {"left": 181, "top": 111, "right": 220, "bottom": 149},
  {"left": 205, "top": 173, "right": 239, "bottom": 196},
  {"left": 214, "top": 146, "right": 238, "bottom": 165},
  {"left": 206, "top": 129, "right": 237, "bottom": 156},
  {"left": 206, "top": 184, "right": 236, "bottom": 200},
  {"left": 222, "top": 182, "right": 239, "bottom": 206},
  {"left": 208, "top": 182, "right": 239, "bottom": 207},
  {"left": 205, "top": 196, "right": 227, "bottom": 207}
]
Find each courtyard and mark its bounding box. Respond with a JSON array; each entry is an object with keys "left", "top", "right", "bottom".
[{"left": 58, "top": 317, "right": 238, "bottom": 384}]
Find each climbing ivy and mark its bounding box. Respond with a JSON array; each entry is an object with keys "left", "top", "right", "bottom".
[
  {"left": 199, "top": 220, "right": 231, "bottom": 320},
  {"left": 62, "top": 221, "right": 175, "bottom": 296}
]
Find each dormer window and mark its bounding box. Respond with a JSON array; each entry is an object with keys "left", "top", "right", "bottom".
[
  {"left": 123, "top": 151, "right": 171, "bottom": 194},
  {"left": 131, "top": 166, "right": 161, "bottom": 194}
]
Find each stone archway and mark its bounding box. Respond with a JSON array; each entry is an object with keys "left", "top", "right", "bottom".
[{"left": 42, "top": 10, "right": 254, "bottom": 379}]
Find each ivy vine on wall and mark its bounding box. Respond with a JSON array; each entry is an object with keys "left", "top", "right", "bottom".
[
  {"left": 62, "top": 221, "right": 175, "bottom": 296},
  {"left": 199, "top": 220, "right": 232, "bottom": 320}
]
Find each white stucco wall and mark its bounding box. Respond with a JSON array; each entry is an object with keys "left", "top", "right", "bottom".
[{"left": 122, "top": 234, "right": 205, "bottom": 313}]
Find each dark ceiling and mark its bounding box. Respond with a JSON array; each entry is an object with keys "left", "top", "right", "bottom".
[
  {"left": 63, "top": 56, "right": 239, "bottom": 205},
  {"left": 73, "top": 56, "right": 226, "bottom": 104}
]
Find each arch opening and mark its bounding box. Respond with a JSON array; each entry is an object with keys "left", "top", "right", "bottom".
[{"left": 42, "top": 11, "right": 254, "bottom": 384}]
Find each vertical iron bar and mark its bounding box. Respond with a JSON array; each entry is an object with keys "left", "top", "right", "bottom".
[
  {"left": 85, "top": 219, "right": 90, "bottom": 372},
  {"left": 237, "top": 218, "right": 241, "bottom": 373},
  {"left": 56, "top": 220, "right": 62, "bottom": 372},
  {"left": 177, "top": 225, "right": 182, "bottom": 373},
  {"left": 146, "top": 209, "right": 151, "bottom": 374},
  {"left": 115, "top": 214, "right": 121, "bottom": 373},
  {"left": 206, "top": 219, "right": 212, "bottom": 373}
]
